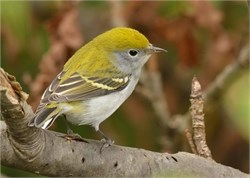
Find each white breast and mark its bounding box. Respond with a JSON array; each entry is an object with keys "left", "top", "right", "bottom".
[{"left": 62, "top": 75, "right": 139, "bottom": 131}]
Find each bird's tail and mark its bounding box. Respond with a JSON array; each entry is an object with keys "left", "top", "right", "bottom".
[{"left": 28, "top": 107, "right": 61, "bottom": 129}]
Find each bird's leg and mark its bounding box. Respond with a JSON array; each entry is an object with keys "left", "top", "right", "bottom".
[
  {"left": 98, "top": 129, "right": 114, "bottom": 153},
  {"left": 63, "top": 116, "right": 74, "bottom": 135},
  {"left": 61, "top": 115, "right": 88, "bottom": 143}
]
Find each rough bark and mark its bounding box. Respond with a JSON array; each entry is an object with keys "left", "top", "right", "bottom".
[{"left": 189, "top": 77, "right": 212, "bottom": 160}]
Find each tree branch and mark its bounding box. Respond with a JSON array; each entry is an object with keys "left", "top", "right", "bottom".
[{"left": 0, "top": 68, "right": 248, "bottom": 177}]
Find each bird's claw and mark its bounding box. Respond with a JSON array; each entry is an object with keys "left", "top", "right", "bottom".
[
  {"left": 100, "top": 138, "right": 114, "bottom": 153},
  {"left": 60, "top": 133, "right": 89, "bottom": 143}
]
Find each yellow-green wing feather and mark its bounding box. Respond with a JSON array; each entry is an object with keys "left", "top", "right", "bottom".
[
  {"left": 30, "top": 71, "right": 130, "bottom": 128},
  {"left": 38, "top": 71, "right": 130, "bottom": 110}
]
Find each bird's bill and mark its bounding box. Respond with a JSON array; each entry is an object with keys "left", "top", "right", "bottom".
[{"left": 148, "top": 44, "right": 167, "bottom": 53}]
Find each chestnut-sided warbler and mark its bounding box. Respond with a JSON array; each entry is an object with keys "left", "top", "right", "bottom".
[{"left": 29, "top": 27, "right": 166, "bottom": 143}]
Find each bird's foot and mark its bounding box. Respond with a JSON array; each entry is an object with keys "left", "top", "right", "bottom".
[
  {"left": 60, "top": 129, "right": 89, "bottom": 143},
  {"left": 100, "top": 138, "right": 114, "bottom": 153}
]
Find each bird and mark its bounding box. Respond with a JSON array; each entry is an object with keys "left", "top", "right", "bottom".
[{"left": 29, "top": 27, "right": 166, "bottom": 144}]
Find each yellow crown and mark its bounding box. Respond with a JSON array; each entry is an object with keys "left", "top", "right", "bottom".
[{"left": 93, "top": 27, "right": 150, "bottom": 51}]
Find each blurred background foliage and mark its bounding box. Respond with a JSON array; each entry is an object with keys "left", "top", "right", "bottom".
[{"left": 1, "top": 1, "right": 249, "bottom": 176}]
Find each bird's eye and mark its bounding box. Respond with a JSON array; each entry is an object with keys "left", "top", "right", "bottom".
[{"left": 128, "top": 49, "right": 138, "bottom": 57}]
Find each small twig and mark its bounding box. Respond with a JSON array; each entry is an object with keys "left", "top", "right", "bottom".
[
  {"left": 203, "top": 44, "right": 249, "bottom": 101},
  {"left": 189, "top": 76, "right": 212, "bottom": 160},
  {"left": 139, "top": 55, "right": 171, "bottom": 128},
  {"left": 140, "top": 69, "right": 171, "bottom": 127},
  {"left": 136, "top": 53, "right": 176, "bottom": 150},
  {"left": 185, "top": 129, "right": 198, "bottom": 155}
]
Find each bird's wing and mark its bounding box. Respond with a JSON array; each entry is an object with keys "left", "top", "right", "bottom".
[{"left": 35, "top": 71, "right": 130, "bottom": 113}]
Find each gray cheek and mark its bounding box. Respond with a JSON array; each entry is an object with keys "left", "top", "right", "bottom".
[
  {"left": 113, "top": 53, "right": 151, "bottom": 74},
  {"left": 131, "top": 54, "right": 151, "bottom": 71},
  {"left": 113, "top": 53, "right": 135, "bottom": 74}
]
